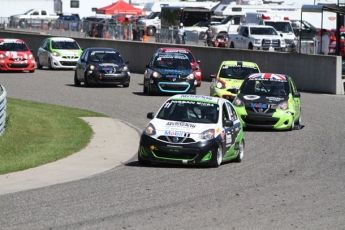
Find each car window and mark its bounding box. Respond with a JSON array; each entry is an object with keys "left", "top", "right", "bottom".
[
  {"left": 154, "top": 54, "right": 191, "bottom": 70},
  {"left": 225, "top": 102, "right": 238, "bottom": 121},
  {"left": 0, "top": 42, "right": 28, "bottom": 51},
  {"left": 88, "top": 50, "right": 123, "bottom": 63},
  {"left": 156, "top": 100, "right": 219, "bottom": 124},
  {"left": 219, "top": 65, "right": 259, "bottom": 79}
]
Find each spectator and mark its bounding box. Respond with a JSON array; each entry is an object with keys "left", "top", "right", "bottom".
[
  {"left": 318, "top": 29, "right": 331, "bottom": 55},
  {"left": 123, "top": 17, "right": 130, "bottom": 40},
  {"left": 204, "top": 25, "right": 214, "bottom": 46},
  {"left": 176, "top": 23, "right": 185, "bottom": 44}
]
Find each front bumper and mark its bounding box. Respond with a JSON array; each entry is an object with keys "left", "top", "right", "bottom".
[
  {"left": 138, "top": 134, "right": 220, "bottom": 166},
  {"left": 0, "top": 59, "right": 36, "bottom": 72},
  {"left": 149, "top": 78, "right": 196, "bottom": 94},
  {"left": 50, "top": 56, "right": 79, "bottom": 69},
  {"left": 88, "top": 71, "right": 130, "bottom": 85},
  {"left": 235, "top": 106, "right": 294, "bottom": 130},
  {"left": 211, "top": 88, "right": 238, "bottom": 102}
]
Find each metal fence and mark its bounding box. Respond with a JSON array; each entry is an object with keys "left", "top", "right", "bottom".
[{"left": 0, "top": 85, "right": 7, "bottom": 137}]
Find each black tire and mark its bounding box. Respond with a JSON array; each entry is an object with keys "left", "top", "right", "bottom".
[
  {"left": 296, "top": 111, "right": 302, "bottom": 126},
  {"left": 147, "top": 27, "right": 156, "bottom": 36},
  {"left": 74, "top": 72, "right": 81, "bottom": 86},
  {"left": 212, "top": 145, "right": 223, "bottom": 168},
  {"left": 248, "top": 43, "right": 253, "bottom": 50},
  {"left": 289, "top": 118, "right": 295, "bottom": 131},
  {"left": 85, "top": 32, "right": 90, "bottom": 37},
  {"left": 230, "top": 42, "right": 235, "bottom": 48},
  {"left": 29, "top": 70, "right": 35, "bottom": 73},
  {"left": 138, "top": 152, "right": 151, "bottom": 166},
  {"left": 143, "top": 83, "right": 148, "bottom": 94},
  {"left": 19, "top": 19, "right": 26, "bottom": 28},
  {"left": 84, "top": 74, "right": 91, "bottom": 87},
  {"left": 234, "top": 140, "right": 244, "bottom": 163},
  {"left": 123, "top": 83, "right": 129, "bottom": 88},
  {"left": 48, "top": 58, "right": 53, "bottom": 70},
  {"left": 36, "top": 57, "right": 43, "bottom": 69},
  {"left": 147, "top": 84, "right": 154, "bottom": 96}
]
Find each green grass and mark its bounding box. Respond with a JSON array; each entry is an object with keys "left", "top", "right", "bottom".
[{"left": 0, "top": 98, "right": 108, "bottom": 175}]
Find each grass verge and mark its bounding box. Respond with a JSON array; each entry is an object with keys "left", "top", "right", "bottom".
[{"left": 0, "top": 98, "right": 108, "bottom": 175}]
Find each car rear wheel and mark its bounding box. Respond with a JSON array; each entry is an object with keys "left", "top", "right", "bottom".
[
  {"left": 36, "top": 57, "right": 43, "bottom": 69},
  {"left": 212, "top": 145, "right": 223, "bottom": 167},
  {"left": 123, "top": 83, "right": 129, "bottom": 88},
  {"left": 138, "top": 152, "right": 151, "bottom": 166},
  {"left": 289, "top": 118, "right": 295, "bottom": 131},
  {"left": 234, "top": 140, "right": 244, "bottom": 163},
  {"left": 29, "top": 70, "right": 35, "bottom": 73},
  {"left": 74, "top": 72, "right": 81, "bottom": 86}
]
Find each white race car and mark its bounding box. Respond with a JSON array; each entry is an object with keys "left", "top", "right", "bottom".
[{"left": 138, "top": 94, "right": 245, "bottom": 167}]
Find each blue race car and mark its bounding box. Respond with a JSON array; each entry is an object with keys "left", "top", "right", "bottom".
[{"left": 143, "top": 52, "right": 197, "bottom": 95}]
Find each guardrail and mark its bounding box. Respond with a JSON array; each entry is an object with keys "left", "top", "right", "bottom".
[{"left": 0, "top": 85, "right": 7, "bottom": 137}]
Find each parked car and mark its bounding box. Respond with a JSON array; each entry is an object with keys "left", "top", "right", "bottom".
[
  {"left": 138, "top": 94, "right": 245, "bottom": 167},
  {"left": 154, "top": 47, "right": 202, "bottom": 86},
  {"left": 55, "top": 14, "right": 81, "bottom": 31},
  {"left": 233, "top": 73, "right": 302, "bottom": 131},
  {"left": 210, "top": 61, "right": 260, "bottom": 102},
  {"left": 74, "top": 47, "right": 130, "bottom": 87},
  {"left": 0, "top": 38, "right": 36, "bottom": 73},
  {"left": 36, "top": 37, "right": 82, "bottom": 70},
  {"left": 143, "top": 51, "right": 197, "bottom": 95}
]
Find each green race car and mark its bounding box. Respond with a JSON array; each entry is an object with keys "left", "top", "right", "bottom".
[
  {"left": 233, "top": 73, "right": 302, "bottom": 131},
  {"left": 210, "top": 60, "right": 260, "bottom": 102}
]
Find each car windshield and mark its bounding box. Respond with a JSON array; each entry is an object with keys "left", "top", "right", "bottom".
[
  {"left": 219, "top": 65, "right": 259, "bottom": 79},
  {"left": 241, "top": 79, "right": 290, "bottom": 96},
  {"left": 153, "top": 54, "right": 192, "bottom": 70},
  {"left": 51, "top": 40, "right": 80, "bottom": 49},
  {"left": 0, "top": 42, "right": 28, "bottom": 51},
  {"left": 88, "top": 50, "right": 123, "bottom": 63},
  {"left": 250, "top": 27, "right": 278, "bottom": 35},
  {"left": 156, "top": 100, "right": 219, "bottom": 124},
  {"left": 160, "top": 50, "right": 195, "bottom": 63},
  {"left": 264, "top": 21, "right": 293, "bottom": 33}
]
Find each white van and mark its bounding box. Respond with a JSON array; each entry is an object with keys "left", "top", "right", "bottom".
[{"left": 244, "top": 12, "right": 297, "bottom": 47}]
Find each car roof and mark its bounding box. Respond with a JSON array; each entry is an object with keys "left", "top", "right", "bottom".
[
  {"left": 49, "top": 37, "right": 76, "bottom": 42},
  {"left": 245, "top": 73, "right": 289, "bottom": 81},
  {"left": 85, "top": 47, "right": 119, "bottom": 52},
  {"left": 0, "top": 39, "right": 26, "bottom": 43},
  {"left": 168, "top": 94, "right": 224, "bottom": 104},
  {"left": 221, "top": 60, "right": 259, "bottom": 67}
]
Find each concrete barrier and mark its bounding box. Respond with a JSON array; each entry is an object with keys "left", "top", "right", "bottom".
[{"left": 0, "top": 30, "right": 343, "bottom": 94}]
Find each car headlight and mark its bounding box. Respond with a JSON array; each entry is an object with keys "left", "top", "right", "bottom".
[
  {"left": 89, "top": 65, "right": 95, "bottom": 70},
  {"left": 278, "top": 101, "right": 288, "bottom": 110},
  {"left": 186, "top": 73, "right": 195, "bottom": 80},
  {"left": 0, "top": 54, "right": 6, "bottom": 59},
  {"left": 198, "top": 129, "right": 215, "bottom": 140},
  {"left": 152, "top": 71, "right": 162, "bottom": 78},
  {"left": 28, "top": 54, "right": 33, "bottom": 59},
  {"left": 52, "top": 52, "right": 60, "bottom": 57},
  {"left": 254, "top": 39, "right": 261, "bottom": 44},
  {"left": 216, "top": 81, "right": 225, "bottom": 89},
  {"left": 121, "top": 65, "right": 128, "bottom": 71},
  {"left": 281, "top": 40, "right": 285, "bottom": 46},
  {"left": 233, "top": 97, "right": 245, "bottom": 107},
  {"left": 144, "top": 123, "right": 156, "bottom": 135}
]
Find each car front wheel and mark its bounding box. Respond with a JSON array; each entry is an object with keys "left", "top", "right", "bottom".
[
  {"left": 74, "top": 72, "right": 81, "bottom": 86},
  {"left": 212, "top": 145, "right": 223, "bottom": 167},
  {"left": 234, "top": 140, "right": 244, "bottom": 163}
]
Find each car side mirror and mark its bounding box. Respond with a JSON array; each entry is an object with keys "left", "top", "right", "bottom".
[
  {"left": 223, "top": 120, "right": 234, "bottom": 127},
  {"left": 147, "top": 112, "right": 154, "bottom": 119},
  {"left": 293, "top": 92, "right": 301, "bottom": 98},
  {"left": 193, "top": 66, "right": 199, "bottom": 71},
  {"left": 210, "top": 74, "right": 216, "bottom": 78},
  {"left": 280, "top": 34, "right": 283, "bottom": 37},
  {"left": 197, "top": 60, "right": 201, "bottom": 64}
]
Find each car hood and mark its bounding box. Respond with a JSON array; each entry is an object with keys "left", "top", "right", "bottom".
[
  {"left": 1, "top": 51, "right": 33, "bottom": 59},
  {"left": 221, "top": 78, "right": 244, "bottom": 90},
  {"left": 152, "top": 68, "right": 193, "bottom": 75},
  {"left": 238, "top": 93, "right": 288, "bottom": 104},
  {"left": 94, "top": 62, "right": 126, "bottom": 69},
  {"left": 51, "top": 49, "right": 81, "bottom": 56}
]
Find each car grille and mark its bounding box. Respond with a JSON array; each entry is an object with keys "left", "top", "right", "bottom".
[
  {"left": 59, "top": 61, "right": 77, "bottom": 66},
  {"left": 62, "top": 55, "right": 79, "bottom": 59},
  {"left": 157, "top": 135, "right": 196, "bottom": 144},
  {"left": 242, "top": 115, "right": 279, "bottom": 126},
  {"left": 245, "top": 103, "right": 277, "bottom": 115},
  {"left": 158, "top": 83, "right": 190, "bottom": 92},
  {"left": 262, "top": 39, "right": 280, "bottom": 48},
  {"left": 7, "top": 63, "right": 30, "bottom": 68},
  {"left": 99, "top": 66, "right": 120, "bottom": 74},
  {"left": 153, "top": 150, "right": 199, "bottom": 160}
]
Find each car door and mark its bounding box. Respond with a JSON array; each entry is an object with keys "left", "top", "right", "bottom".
[
  {"left": 220, "top": 102, "right": 235, "bottom": 155},
  {"left": 38, "top": 39, "right": 49, "bottom": 66},
  {"left": 76, "top": 49, "right": 88, "bottom": 80},
  {"left": 289, "top": 77, "right": 301, "bottom": 121}
]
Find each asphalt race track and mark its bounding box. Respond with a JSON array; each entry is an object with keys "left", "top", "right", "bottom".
[{"left": 0, "top": 69, "right": 345, "bottom": 230}]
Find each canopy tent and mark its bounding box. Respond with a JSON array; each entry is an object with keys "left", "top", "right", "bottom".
[{"left": 96, "top": 0, "right": 145, "bottom": 15}]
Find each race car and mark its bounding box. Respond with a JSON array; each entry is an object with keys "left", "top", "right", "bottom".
[
  {"left": 210, "top": 61, "right": 260, "bottom": 102},
  {"left": 36, "top": 37, "right": 83, "bottom": 70},
  {"left": 138, "top": 94, "right": 245, "bottom": 167},
  {"left": 0, "top": 39, "right": 36, "bottom": 73},
  {"left": 233, "top": 73, "right": 302, "bottom": 131},
  {"left": 74, "top": 47, "right": 130, "bottom": 87},
  {"left": 154, "top": 47, "right": 202, "bottom": 86},
  {"left": 143, "top": 51, "right": 197, "bottom": 95}
]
